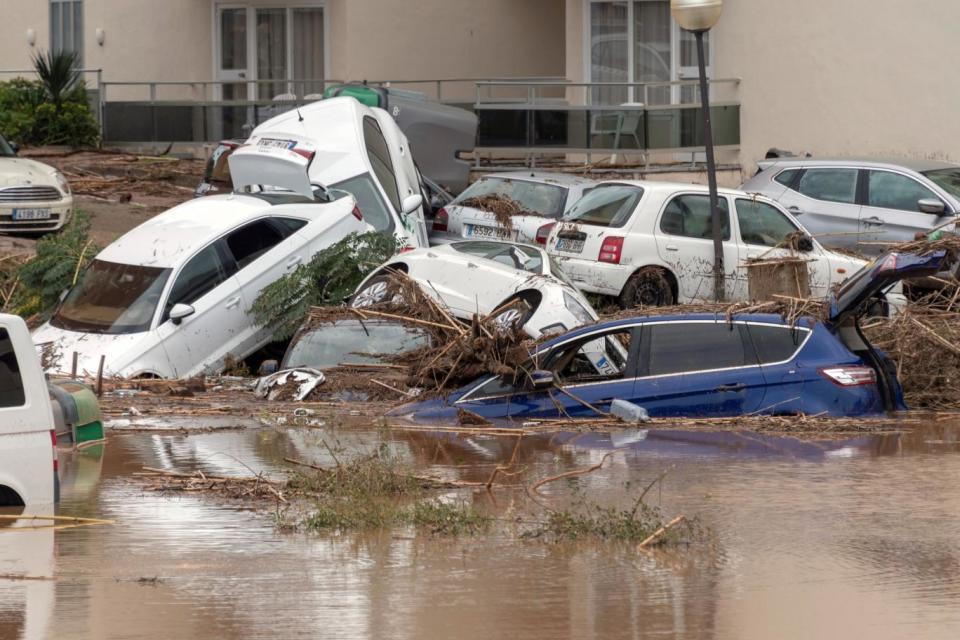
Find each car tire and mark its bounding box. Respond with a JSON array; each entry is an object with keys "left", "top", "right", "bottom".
[
  {"left": 618, "top": 268, "right": 675, "bottom": 309},
  {"left": 350, "top": 275, "right": 402, "bottom": 308},
  {"left": 490, "top": 296, "right": 534, "bottom": 334}
]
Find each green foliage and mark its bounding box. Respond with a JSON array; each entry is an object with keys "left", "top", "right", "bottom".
[
  {"left": 33, "top": 101, "right": 99, "bottom": 147},
  {"left": 252, "top": 231, "right": 401, "bottom": 341},
  {"left": 408, "top": 500, "right": 491, "bottom": 536},
  {"left": 7, "top": 211, "right": 99, "bottom": 317},
  {"left": 0, "top": 79, "right": 44, "bottom": 143},
  {"left": 32, "top": 49, "right": 82, "bottom": 107}
]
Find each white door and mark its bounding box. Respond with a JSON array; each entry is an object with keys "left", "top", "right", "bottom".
[
  {"left": 654, "top": 192, "right": 739, "bottom": 301},
  {"left": 216, "top": 6, "right": 250, "bottom": 100}
]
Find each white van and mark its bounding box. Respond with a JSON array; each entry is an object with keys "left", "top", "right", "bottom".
[{"left": 0, "top": 314, "right": 58, "bottom": 506}]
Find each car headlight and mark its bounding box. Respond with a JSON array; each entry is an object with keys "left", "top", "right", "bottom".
[
  {"left": 563, "top": 291, "right": 595, "bottom": 324},
  {"left": 53, "top": 171, "right": 71, "bottom": 195}
]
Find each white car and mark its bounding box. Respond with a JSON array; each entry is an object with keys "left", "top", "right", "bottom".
[
  {"left": 1, "top": 313, "right": 58, "bottom": 506},
  {"left": 0, "top": 134, "right": 73, "bottom": 234},
  {"left": 240, "top": 97, "right": 430, "bottom": 248},
  {"left": 350, "top": 240, "right": 598, "bottom": 339},
  {"left": 547, "top": 181, "right": 881, "bottom": 308},
  {"left": 32, "top": 190, "right": 371, "bottom": 379},
  {"left": 430, "top": 171, "right": 595, "bottom": 246}
]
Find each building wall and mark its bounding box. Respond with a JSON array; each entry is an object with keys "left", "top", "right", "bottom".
[
  {"left": 567, "top": 0, "right": 960, "bottom": 172},
  {"left": 0, "top": 1, "right": 51, "bottom": 73}
]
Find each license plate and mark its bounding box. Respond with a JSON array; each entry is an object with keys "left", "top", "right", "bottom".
[
  {"left": 555, "top": 238, "right": 584, "bottom": 253},
  {"left": 257, "top": 137, "right": 297, "bottom": 151},
  {"left": 12, "top": 208, "right": 51, "bottom": 221},
  {"left": 465, "top": 224, "right": 512, "bottom": 240}
]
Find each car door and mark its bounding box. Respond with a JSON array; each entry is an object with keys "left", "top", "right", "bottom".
[
  {"left": 744, "top": 322, "right": 812, "bottom": 410},
  {"left": 155, "top": 241, "right": 246, "bottom": 378},
  {"left": 775, "top": 167, "right": 862, "bottom": 250},
  {"left": 733, "top": 197, "right": 834, "bottom": 299},
  {"left": 654, "top": 193, "right": 740, "bottom": 301},
  {"left": 859, "top": 169, "right": 952, "bottom": 246},
  {"left": 363, "top": 116, "right": 427, "bottom": 247},
  {"left": 631, "top": 321, "right": 767, "bottom": 417},
  {"left": 455, "top": 327, "right": 639, "bottom": 419}
]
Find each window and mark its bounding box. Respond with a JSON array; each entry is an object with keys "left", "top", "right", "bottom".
[
  {"left": 282, "top": 321, "right": 430, "bottom": 370},
  {"left": 746, "top": 324, "right": 808, "bottom": 364},
  {"left": 271, "top": 217, "right": 308, "bottom": 236},
  {"left": 224, "top": 219, "right": 296, "bottom": 269},
  {"left": 922, "top": 168, "right": 960, "bottom": 200},
  {"left": 867, "top": 171, "right": 941, "bottom": 212},
  {"left": 0, "top": 328, "right": 26, "bottom": 408},
  {"left": 774, "top": 169, "right": 800, "bottom": 188},
  {"left": 645, "top": 323, "right": 749, "bottom": 376},
  {"left": 797, "top": 169, "right": 858, "bottom": 204},
  {"left": 165, "top": 245, "right": 233, "bottom": 318},
  {"left": 454, "top": 178, "right": 567, "bottom": 218},
  {"left": 51, "top": 261, "right": 172, "bottom": 334},
  {"left": 659, "top": 194, "right": 731, "bottom": 240},
  {"left": 736, "top": 199, "right": 800, "bottom": 247},
  {"left": 332, "top": 173, "right": 395, "bottom": 232},
  {"left": 363, "top": 117, "right": 402, "bottom": 213},
  {"left": 563, "top": 184, "right": 643, "bottom": 228},
  {"left": 450, "top": 241, "right": 544, "bottom": 274},
  {"left": 546, "top": 330, "right": 634, "bottom": 384},
  {"left": 50, "top": 0, "right": 84, "bottom": 67}
]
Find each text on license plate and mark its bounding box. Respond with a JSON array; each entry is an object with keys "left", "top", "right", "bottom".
[
  {"left": 13, "top": 208, "right": 51, "bottom": 221},
  {"left": 257, "top": 138, "right": 297, "bottom": 150},
  {"left": 465, "top": 224, "right": 511, "bottom": 240},
  {"left": 555, "top": 238, "right": 584, "bottom": 253}
]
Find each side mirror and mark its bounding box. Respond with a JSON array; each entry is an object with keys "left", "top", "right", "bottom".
[
  {"left": 169, "top": 303, "right": 196, "bottom": 325},
  {"left": 10, "top": 142, "right": 19, "bottom": 155},
  {"left": 401, "top": 194, "right": 423, "bottom": 215},
  {"left": 918, "top": 198, "right": 946, "bottom": 215},
  {"left": 531, "top": 369, "right": 555, "bottom": 390},
  {"left": 796, "top": 235, "right": 815, "bottom": 252}
]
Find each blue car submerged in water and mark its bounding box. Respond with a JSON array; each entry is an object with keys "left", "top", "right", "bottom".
[{"left": 393, "top": 251, "right": 947, "bottom": 421}]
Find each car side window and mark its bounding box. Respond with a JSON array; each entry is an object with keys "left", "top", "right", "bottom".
[
  {"left": 736, "top": 199, "right": 801, "bottom": 247},
  {"left": 644, "top": 323, "right": 751, "bottom": 376},
  {"left": 867, "top": 171, "right": 940, "bottom": 212},
  {"left": 0, "top": 328, "right": 26, "bottom": 408},
  {"left": 271, "top": 217, "right": 308, "bottom": 236},
  {"left": 165, "top": 244, "right": 233, "bottom": 318},
  {"left": 774, "top": 169, "right": 800, "bottom": 188},
  {"left": 363, "top": 117, "right": 402, "bottom": 213},
  {"left": 659, "top": 194, "right": 731, "bottom": 241},
  {"left": 224, "top": 219, "right": 290, "bottom": 270},
  {"left": 746, "top": 324, "right": 808, "bottom": 364},
  {"left": 797, "top": 169, "right": 858, "bottom": 204},
  {"left": 545, "top": 329, "right": 634, "bottom": 384}
]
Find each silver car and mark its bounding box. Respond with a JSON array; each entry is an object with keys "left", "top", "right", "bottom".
[{"left": 741, "top": 158, "right": 960, "bottom": 253}]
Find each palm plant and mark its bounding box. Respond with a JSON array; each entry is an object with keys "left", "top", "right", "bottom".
[{"left": 31, "top": 49, "right": 81, "bottom": 110}]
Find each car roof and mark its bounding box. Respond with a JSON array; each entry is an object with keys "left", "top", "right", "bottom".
[
  {"left": 596, "top": 179, "right": 757, "bottom": 199},
  {"left": 480, "top": 171, "right": 596, "bottom": 188},
  {"left": 759, "top": 156, "right": 959, "bottom": 173},
  {"left": 96, "top": 194, "right": 279, "bottom": 268}
]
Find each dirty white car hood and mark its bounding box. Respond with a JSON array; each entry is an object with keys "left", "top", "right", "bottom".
[
  {"left": 32, "top": 323, "right": 155, "bottom": 378},
  {"left": 0, "top": 158, "right": 59, "bottom": 188}
]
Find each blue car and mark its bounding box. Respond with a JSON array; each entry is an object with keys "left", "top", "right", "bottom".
[{"left": 392, "top": 251, "right": 946, "bottom": 421}]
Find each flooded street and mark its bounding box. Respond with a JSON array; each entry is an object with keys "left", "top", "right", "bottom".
[{"left": 3, "top": 416, "right": 960, "bottom": 639}]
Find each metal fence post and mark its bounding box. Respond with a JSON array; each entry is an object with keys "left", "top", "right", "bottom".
[{"left": 96, "top": 69, "right": 105, "bottom": 147}]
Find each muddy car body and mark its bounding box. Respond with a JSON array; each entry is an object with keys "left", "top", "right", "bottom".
[
  {"left": 281, "top": 318, "right": 432, "bottom": 370},
  {"left": 0, "top": 134, "right": 73, "bottom": 234},
  {"left": 546, "top": 181, "right": 888, "bottom": 308},
  {"left": 351, "top": 241, "right": 598, "bottom": 339},
  {"left": 430, "top": 172, "right": 596, "bottom": 246},
  {"left": 32, "top": 191, "right": 371, "bottom": 379},
  {"left": 393, "top": 251, "right": 945, "bottom": 421}
]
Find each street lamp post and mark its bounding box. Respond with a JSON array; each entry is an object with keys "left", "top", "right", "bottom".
[{"left": 671, "top": 0, "right": 724, "bottom": 301}]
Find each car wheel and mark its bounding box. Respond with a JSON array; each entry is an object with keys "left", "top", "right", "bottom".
[
  {"left": 618, "top": 268, "right": 675, "bottom": 309},
  {"left": 491, "top": 297, "right": 533, "bottom": 334},
  {"left": 350, "top": 275, "right": 401, "bottom": 308}
]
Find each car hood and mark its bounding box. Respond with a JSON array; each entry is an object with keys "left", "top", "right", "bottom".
[
  {"left": 0, "top": 158, "right": 58, "bottom": 187},
  {"left": 32, "top": 323, "right": 151, "bottom": 377}
]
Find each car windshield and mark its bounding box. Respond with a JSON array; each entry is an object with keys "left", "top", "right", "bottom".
[
  {"left": 51, "top": 260, "right": 172, "bottom": 334},
  {"left": 454, "top": 177, "right": 567, "bottom": 218},
  {"left": 562, "top": 184, "right": 643, "bottom": 227},
  {"left": 449, "top": 241, "right": 544, "bottom": 274},
  {"left": 0, "top": 135, "right": 15, "bottom": 157},
  {"left": 921, "top": 168, "right": 960, "bottom": 200},
  {"left": 331, "top": 173, "right": 395, "bottom": 232},
  {"left": 282, "top": 321, "right": 430, "bottom": 369}
]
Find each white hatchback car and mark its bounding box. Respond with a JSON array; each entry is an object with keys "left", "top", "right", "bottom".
[
  {"left": 351, "top": 240, "right": 598, "bottom": 338},
  {"left": 547, "top": 181, "right": 877, "bottom": 308},
  {"left": 430, "top": 171, "right": 595, "bottom": 246},
  {"left": 0, "top": 134, "right": 73, "bottom": 234},
  {"left": 32, "top": 190, "right": 371, "bottom": 378}
]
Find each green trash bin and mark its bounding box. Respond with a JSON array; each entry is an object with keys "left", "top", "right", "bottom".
[{"left": 48, "top": 380, "right": 104, "bottom": 446}]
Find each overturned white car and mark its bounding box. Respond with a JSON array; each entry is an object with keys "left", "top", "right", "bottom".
[
  {"left": 350, "top": 240, "right": 598, "bottom": 338},
  {"left": 33, "top": 190, "right": 371, "bottom": 378}
]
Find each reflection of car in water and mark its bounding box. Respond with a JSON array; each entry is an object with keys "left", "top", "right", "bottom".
[
  {"left": 0, "top": 505, "right": 55, "bottom": 640},
  {"left": 392, "top": 250, "right": 947, "bottom": 421}
]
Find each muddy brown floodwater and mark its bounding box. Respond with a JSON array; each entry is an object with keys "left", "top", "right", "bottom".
[{"left": 3, "top": 414, "right": 960, "bottom": 640}]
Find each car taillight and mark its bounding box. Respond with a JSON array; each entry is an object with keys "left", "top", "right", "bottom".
[
  {"left": 433, "top": 207, "right": 449, "bottom": 232},
  {"left": 535, "top": 222, "right": 556, "bottom": 245},
  {"left": 399, "top": 245, "right": 416, "bottom": 253},
  {"left": 352, "top": 205, "right": 363, "bottom": 221},
  {"left": 819, "top": 366, "right": 877, "bottom": 386},
  {"left": 598, "top": 236, "right": 624, "bottom": 264},
  {"left": 50, "top": 429, "right": 58, "bottom": 472},
  {"left": 292, "top": 148, "right": 316, "bottom": 161}
]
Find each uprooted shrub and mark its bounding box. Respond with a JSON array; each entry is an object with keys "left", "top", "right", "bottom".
[{"left": 252, "top": 231, "right": 401, "bottom": 341}]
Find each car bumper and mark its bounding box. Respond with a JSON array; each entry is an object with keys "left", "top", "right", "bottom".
[{"left": 0, "top": 198, "right": 73, "bottom": 233}]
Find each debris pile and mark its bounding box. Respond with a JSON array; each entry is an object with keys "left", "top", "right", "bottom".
[
  {"left": 460, "top": 193, "right": 538, "bottom": 229},
  {"left": 52, "top": 151, "right": 203, "bottom": 203}
]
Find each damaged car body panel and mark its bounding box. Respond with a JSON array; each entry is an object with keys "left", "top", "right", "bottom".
[
  {"left": 281, "top": 318, "right": 432, "bottom": 370},
  {"left": 392, "top": 250, "right": 945, "bottom": 421}
]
